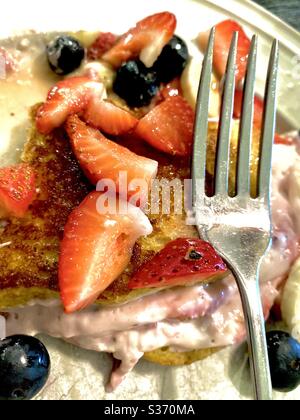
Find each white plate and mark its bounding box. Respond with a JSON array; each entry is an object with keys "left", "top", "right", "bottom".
[{"left": 1, "top": 0, "right": 300, "bottom": 400}]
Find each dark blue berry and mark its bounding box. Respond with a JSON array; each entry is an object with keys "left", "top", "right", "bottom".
[
  {"left": 113, "top": 60, "right": 159, "bottom": 108},
  {"left": 47, "top": 35, "right": 85, "bottom": 75},
  {"left": 152, "top": 35, "right": 189, "bottom": 83},
  {"left": 0, "top": 335, "right": 50, "bottom": 400},
  {"left": 267, "top": 331, "right": 300, "bottom": 392}
]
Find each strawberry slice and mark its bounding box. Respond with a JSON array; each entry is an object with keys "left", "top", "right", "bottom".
[
  {"left": 87, "top": 32, "right": 118, "bottom": 60},
  {"left": 128, "top": 238, "right": 227, "bottom": 289},
  {"left": 83, "top": 98, "right": 138, "bottom": 136},
  {"left": 134, "top": 96, "right": 195, "bottom": 156},
  {"left": 198, "top": 20, "right": 251, "bottom": 84},
  {"left": 0, "top": 163, "right": 36, "bottom": 218},
  {"left": 59, "top": 191, "right": 153, "bottom": 313},
  {"left": 233, "top": 90, "right": 291, "bottom": 145},
  {"left": 274, "top": 134, "right": 294, "bottom": 146},
  {"left": 233, "top": 89, "right": 263, "bottom": 126},
  {"left": 65, "top": 115, "right": 158, "bottom": 201},
  {"left": 36, "top": 76, "right": 106, "bottom": 135},
  {"left": 102, "top": 12, "right": 176, "bottom": 68}
]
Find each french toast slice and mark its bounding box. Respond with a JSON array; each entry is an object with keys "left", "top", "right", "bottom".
[
  {"left": 0, "top": 106, "right": 199, "bottom": 309},
  {"left": 0, "top": 106, "right": 227, "bottom": 366}
]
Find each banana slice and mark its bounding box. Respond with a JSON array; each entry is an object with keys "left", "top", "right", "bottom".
[
  {"left": 281, "top": 257, "right": 300, "bottom": 342},
  {"left": 84, "top": 62, "right": 116, "bottom": 90},
  {"left": 69, "top": 61, "right": 115, "bottom": 90},
  {"left": 181, "top": 55, "right": 221, "bottom": 118},
  {"left": 70, "top": 31, "right": 99, "bottom": 48}
]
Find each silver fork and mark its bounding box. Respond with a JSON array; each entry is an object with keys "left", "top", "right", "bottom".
[{"left": 192, "top": 28, "right": 279, "bottom": 400}]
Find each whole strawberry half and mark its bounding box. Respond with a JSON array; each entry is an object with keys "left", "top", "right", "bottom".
[
  {"left": 128, "top": 238, "right": 228, "bottom": 289},
  {"left": 59, "top": 191, "right": 153, "bottom": 313}
]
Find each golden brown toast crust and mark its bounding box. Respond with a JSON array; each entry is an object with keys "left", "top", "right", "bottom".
[
  {"left": 0, "top": 106, "right": 199, "bottom": 309},
  {"left": 0, "top": 109, "right": 91, "bottom": 302}
]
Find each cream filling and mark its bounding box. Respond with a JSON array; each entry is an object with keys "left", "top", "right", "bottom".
[
  {"left": 5, "top": 278, "right": 238, "bottom": 391},
  {"left": 5, "top": 277, "right": 236, "bottom": 341},
  {"left": 5, "top": 276, "right": 278, "bottom": 390}
]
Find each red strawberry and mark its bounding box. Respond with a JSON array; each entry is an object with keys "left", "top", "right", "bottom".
[
  {"left": 233, "top": 89, "right": 263, "bottom": 126},
  {"left": 65, "top": 115, "right": 158, "bottom": 201},
  {"left": 102, "top": 12, "right": 176, "bottom": 68},
  {"left": 128, "top": 238, "right": 227, "bottom": 289},
  {"left": 87, "top": 32, "right": 118, "bottom": 60},
  {"left": 0, "top": 163, "right": 36, "bottom": 218},
  {"left": 274, "top": 134, "right": 294, "bottom": 146},
  {"left": 134, "top": 96, "right": 195, "bottom": 156},
  {"left": 36, "top": 76, "right": 106, "bottom": 134},
  {"left": 83, "top": 98, "right": 138, "bottom": 136},
  {"left": 234, "top": 90, "right": 290, "bottom": 145},
  {"left": 270, "top": 301, "right": 282, "bottom": 322},
  {"left": 198, "top": 20, "right": 251, "bottom": 84},
  {"left": 59, "top": 191, "right": 152, "bottom": 313},
  {"left": 233, "top": 89, "right": 247, "bottom": 120}
]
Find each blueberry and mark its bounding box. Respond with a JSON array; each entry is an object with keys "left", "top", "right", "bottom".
[
  {"left": 267, "top": 331, "right": 300, "bottom": 392},
  {"left": 152, "top": 35, "right": 189, "bottom": 83},
  {"left": 47, "top": 35, "right": 85, "bottom": 75},
  {"left": 0, "top": 335, "right": 50, "bottom": 400},
  {"left": 113, "top": 60, "right": 159, "bottom": 108}
]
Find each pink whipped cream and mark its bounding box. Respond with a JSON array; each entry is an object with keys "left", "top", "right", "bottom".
[{"left": 4, "top": 142, "right": 300, "bottom": 391}]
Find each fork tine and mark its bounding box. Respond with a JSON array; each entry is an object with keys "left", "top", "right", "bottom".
[
  {"left": 258, "top": 40, "right": 279, "bottom": 200},
  {"left": 237, "top": 35, "right": 258, "bottom": 196},
  {"left": 215, "top": 32, "right": 238, "bottom": 196},
  {"left": 192, "top": 27, "right": 215, "bottom": 203}
]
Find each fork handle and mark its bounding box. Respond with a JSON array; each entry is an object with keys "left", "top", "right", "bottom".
[{"left": 232, "top": 267, "right": 273, "bottom": 400}]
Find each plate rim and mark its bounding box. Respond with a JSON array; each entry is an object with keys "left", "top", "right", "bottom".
[{"left": 1, "top": 0, "right": 300, "bottom": 51}]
